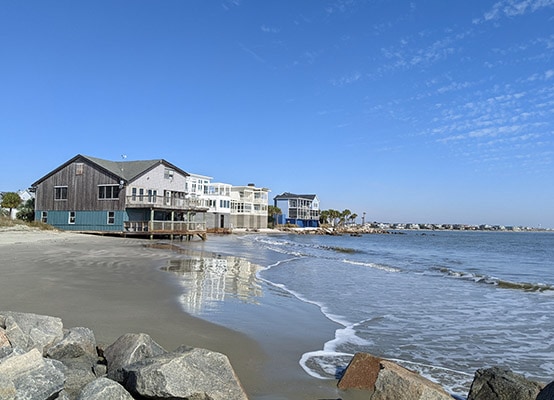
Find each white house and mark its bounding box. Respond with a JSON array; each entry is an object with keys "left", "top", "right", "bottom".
[
  {"left": 230, "top": 184, "right": 269, "bottom": 230},
  {"left": 185, "top": 175, "right": 268, "bottom": 231}
]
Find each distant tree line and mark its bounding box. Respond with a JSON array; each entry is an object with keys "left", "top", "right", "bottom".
[{"left": 319, "top": 209, "right": 358, "bottom": 227}]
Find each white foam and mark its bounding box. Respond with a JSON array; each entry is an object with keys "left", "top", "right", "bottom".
[
  {"left": 299, "top": 350, "right": 354, "bottom": 379},
  {"left": 342, "top": 259, "right": 402, "bottom": 273}
]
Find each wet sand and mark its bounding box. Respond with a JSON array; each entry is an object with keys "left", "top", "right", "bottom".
[{"left": 0, "top": 229, "right": 358, "bottom": 399}]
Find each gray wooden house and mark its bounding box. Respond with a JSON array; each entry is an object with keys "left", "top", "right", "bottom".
[{"left": 32, "top": 154, "right": 208, "bottom": 239}]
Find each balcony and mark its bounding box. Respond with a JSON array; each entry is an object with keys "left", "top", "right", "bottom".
[{"left": 125, "top": 196, "right": 209, "bottom": 211}]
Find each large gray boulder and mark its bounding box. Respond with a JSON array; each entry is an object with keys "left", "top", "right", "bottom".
[
  {"left": 47, "top": 327, "right": 97, "bottom": 361},
  {"left": 104, "top": 332, "right": 166, "bottom": 382},
  {"left": 338, "top": 352, "right": 453, "bottom": 400},
  {"left": 0, "top": 327, "right": 12, "bottom": 359},
  {"left": 47, "top": 327, "right": 100, "bottom": 399},
  {"left": 0, "top": 347, "right": 65, "bottom": 399},
  {"left": 373, "top": 360, "right": 453, "bottom": 400},
  {"left": 0, "top": 311, "right": 64, "bottom": 355},
  {"left": 121, "top": 346, "right": 248, "bottom": 400},
  {"left": 467, "top": 367, "right": 544, "bottom": 400},
  {"left": 77, "top": 377, "right": 134, "bottom": 400}
]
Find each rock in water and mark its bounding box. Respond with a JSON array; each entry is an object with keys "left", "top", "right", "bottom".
[
  {"left": 467, "top": 367, "right": 543, "bottom": 400},
  {"left": 373, "top": 360, "right": 453, "bottom": 400},
  {"left": 337, "top": 352, "right": 381, "bottom": 393},
  {"left": 338, "top": 352, "right": 453, "bottom": 400},
  {"left": 122, "top": 346, "right": 248, "bottom": 400},
  {"left": 537, "top": 381, "right": 554, "bottom": 400}
]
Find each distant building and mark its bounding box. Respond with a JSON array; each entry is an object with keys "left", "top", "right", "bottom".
[
  {"left": 185, "top": 173, "right": 232, "bottom": 231},
  {"left": 230, "top": 184, "right": 270, "bottom": 229},
  {"left": 273, "top": 192, "right": 320, "bottom": 228},
  {"left": 0, "top": 189, "right": 34, "bottom": 219}
]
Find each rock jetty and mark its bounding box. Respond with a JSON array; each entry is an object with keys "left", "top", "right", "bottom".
[
  {"left": 0, "top": 311, "right": 248, "bottom": 400},
  {"left": 338, "top": 352, "right": 553, "bottom": 400}
]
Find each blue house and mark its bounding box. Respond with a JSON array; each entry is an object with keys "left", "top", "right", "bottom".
[
  {"left": 273, "top": 192, "right": 320, "bottom": 228},
  {"left": 32, "top": 154, "right": 208, "bottom": 238}
]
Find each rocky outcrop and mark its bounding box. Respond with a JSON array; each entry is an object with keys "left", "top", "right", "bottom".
[
  {"left": 467, "top": 367, "right": 544, "bottom": 400},
  {"left": 119, "top": 345, "right": 248, "bottom": 400},
  {"left": 338, "top": 352, "right": 453, "bottom": 400},
  {"left": 0, "top": 311, "right": 248, "bottom": 400},
  {"left": 77, "top": 378, "right": 134, "bottom": 400},
  {"left": 104, "top": 332, "right": 166, "bottom": 382},
  {"left": 1, "top": 311, "right": 64, "bottom": 355}
]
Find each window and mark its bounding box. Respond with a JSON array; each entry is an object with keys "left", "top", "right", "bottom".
[
  {"left": 107, "top": 211, "right": 115, "bottom": 225},
  {"left": 132, "top": 188, "right": 137, "bottom": 201},
  {"left": 148, "top": 189, "right": 157, "bottom": 203},
  {"left": 54, "top": 186, "right": 68, "bottom": 200},
  {"left": 41, "top": 211, "right": 48, "bottom": 223},
  {"left": 68, "top": 211, "right": 76, "bottom": 224},
  {"left": 164, "top": 168, "right": 174, "bottom": 179},
  {"left": 75, "top": 163, "right": 84, "bottom": 175},
  {"left": 139, "top": 188, "right": 144, "bottom": 201},
  {"left": 98, "top": 185, "right": 120, "bottom": 199}
]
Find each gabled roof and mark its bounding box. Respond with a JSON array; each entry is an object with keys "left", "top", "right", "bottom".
[
  {"left": 32, "top": 154, "right": 189, "bottom": 186},
  {"left": 274, "top": 192, "right": 318, "bottom": 201}
]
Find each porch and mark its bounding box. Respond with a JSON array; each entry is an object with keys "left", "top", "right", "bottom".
[
  {"left": 124, "top": 206, "right": 208, "bottom": 240},
  {"left": 123, "top": 220, "right": 207, "bottom": 240}
]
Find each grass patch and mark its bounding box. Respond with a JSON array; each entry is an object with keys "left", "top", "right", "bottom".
[{"left": 0, "top": 216, "right": 57, "bottom": 231}]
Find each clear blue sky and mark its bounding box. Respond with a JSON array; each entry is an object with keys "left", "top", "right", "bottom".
[{"left": 1, "top": 1, "right": 553, "bottom": 228}]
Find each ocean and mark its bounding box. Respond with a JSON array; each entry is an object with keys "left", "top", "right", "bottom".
[{"left": 165, "top": 230, "right": 554, "bottom": 398}]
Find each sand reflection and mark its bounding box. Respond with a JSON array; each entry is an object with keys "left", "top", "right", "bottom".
[{"left": 161, "top": 254, "right": 262, "bottom": 316}]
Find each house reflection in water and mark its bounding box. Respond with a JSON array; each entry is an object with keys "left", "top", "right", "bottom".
[{"left": 161, "top": 255, "right": 262, "bottom": 316}]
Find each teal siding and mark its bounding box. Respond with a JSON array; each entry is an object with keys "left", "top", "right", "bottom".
[{"left": 35, "top": 210, "right": 128, "bottom": 231}]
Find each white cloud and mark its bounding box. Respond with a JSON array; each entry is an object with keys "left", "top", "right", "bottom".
[
  {"left": 331, "top": 71, "right": 362, "bottom": 87},
  {"left": 476, "top": 0, "right": 554, "bottom": 23},
  {"left": 261, "top": 25, "right": 280, "bottom": 34}
]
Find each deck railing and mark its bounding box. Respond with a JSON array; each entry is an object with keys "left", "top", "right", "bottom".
[
  {"left": 125, "top": 196, "right": 208, "bottom": 211},
  {"left": 124, "top": 220, "right": 207, "bottom": 233}
]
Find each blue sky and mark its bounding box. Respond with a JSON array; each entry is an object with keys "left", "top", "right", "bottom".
[{"left": 1, "top": 1, "right": 553, "bottom": 228}]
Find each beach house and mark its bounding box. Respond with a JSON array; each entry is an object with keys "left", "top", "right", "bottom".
[
  {"left": 32, "top": 154, "right": 209, "bottom": 239},
  {"left": 185, "top": 173, "right": 232, "bottom": 231},
  {"left": 230, "top": 184, "right": 270, "bottom": 230},
  {"left": 273, "top": 192, "right": 320, "bottom": 227}
]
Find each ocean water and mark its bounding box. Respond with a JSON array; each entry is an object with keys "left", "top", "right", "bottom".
[{"left": 165, "top": 230, "right": 554, "bottom": 397}]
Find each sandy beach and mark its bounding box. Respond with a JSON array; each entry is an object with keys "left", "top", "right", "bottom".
[{"left": 0, "top": 228, "right": 359, "bottom": 400}]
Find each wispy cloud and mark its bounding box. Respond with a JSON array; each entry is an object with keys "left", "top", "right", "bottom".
[
  {"left": 330, "top": 71, "right": 362, "bottom": 87},
  {"left": 237, "top": 42, "right": 265, "bottom": 63},
  {"left": 474, "top": 0, "right": 554, "bottom": 23},
  {"left": 221, "top": 0, "right": 241, "bottom": 11},
  {"left": 261, "top": 25, "right": 280, "bottom": 34},
  {"left": 378, "top": 29, "right": 472, "bottom": 72},
  {"left": 324, "top": 0, "right": 356, "bottom": 15}
]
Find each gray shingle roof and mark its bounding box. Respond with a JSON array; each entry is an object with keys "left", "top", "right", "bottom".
[
  {"left": 32, "top": 154, "right": 189, "bottom": 186},
  {"left": 274, "top": 192, "right": 317, "bottom": 201}
]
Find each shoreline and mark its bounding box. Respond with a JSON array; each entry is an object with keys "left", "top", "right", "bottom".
[{"left": 0, "top": 228, "right": 357, "bottom": 399}]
